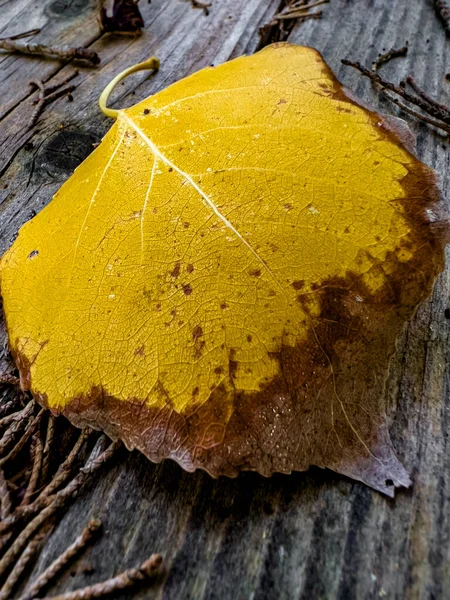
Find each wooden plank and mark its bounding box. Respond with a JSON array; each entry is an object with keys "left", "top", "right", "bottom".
[{"left": 1, "top": 0, "right": 450, "bottom": 598}]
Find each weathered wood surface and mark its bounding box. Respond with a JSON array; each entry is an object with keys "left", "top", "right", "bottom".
[{"left": 1, "top": 0, "right": 450, "bottom": 598}]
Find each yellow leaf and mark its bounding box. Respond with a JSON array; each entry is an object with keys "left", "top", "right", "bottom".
[{"left": 1, "top": 44, "right": 448, "bottom": 495}]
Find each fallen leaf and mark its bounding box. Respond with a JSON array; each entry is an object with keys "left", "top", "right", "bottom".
[{"left": 1, "top": 44, "right": 448, "bottom": 495}]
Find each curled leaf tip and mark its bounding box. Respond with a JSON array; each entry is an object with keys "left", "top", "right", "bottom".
[{"left": 99, "top": 57, "right": 160, "bottom": 118}]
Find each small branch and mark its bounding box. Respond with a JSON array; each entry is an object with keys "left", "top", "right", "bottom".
[
  {"left": 40, "top": 415, "right": 56, "bottom": 484},
  {"left": 21, "top": 433, "right": 44, "bottom": 506},
  {"left": 258, "top": 0, "right": 328, "bottom": 49},
  {"left": 341, "top": 58, "right": 450, "bottom": 135},
  {"left": 0, "top": 529, "right": 47, "bottom": 600},
  {"left": 38, "top": 554, "right": 163, "bottom": 600},
  {"left": 0, "top": 397, "right": 22, "bottom": 419},
  {"left": 0, "top": 437, "right": 119, "bottom": 537},
  {"left": 380, "top": 90, "right": 450, "bottom": 135},
  {"left": 0, "top": 29, "right": 41, "bottom": 42},
  {"left": 0, "top": 400, "right": 33, "bottom": 429},
  {"left": 0, "top": 374, "right": 20, "bottom": 387},
  {"left": 21, "top": 519, "right": 102, "bottom": 600},
  {"left": 0, "top": 468, "right": 12, "bottom": 520},
  {"left": 371, "top": 45, "right": 408, "bottom": 72},
  {"left": 29, "top": 72, "right": 78, "bottom": 129},
  {"left": 272, "top": 0, "right": 328, "bottom": 21},
  {"left": 39, "top": 429, "right": 93, "bottom": 499},
  {"left": 0, "top": 409, "right": 45, "bottom": 467},
  {"left": 0, "top": 440, "right": 120, "bottom": 580},
  {"left": 0, "top": 401, "right": 35, "bottom": 458},
  {"left": 0, "top": 38, "right": 100, "bottom": 66},
  {"left": 406, "top": 75, "right": 450, "bottom": 117}
]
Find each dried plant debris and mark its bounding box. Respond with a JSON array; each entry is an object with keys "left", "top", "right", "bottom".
[
  {"left": 258, "top": 0, "right": 328, "bottom": 49},
  {"left": 37, "top": 554, "right": 163, "bottom": 600},
  {"left": 0, "top": 389, "right": 122, "bottom": 598},
  {"left": 0, "top": 29, "right": 99, "bottom": 66},
  {"left": 29, "top": 71, "right": 78, "bottom": 129},
  {"left": 433, "top": 0, "right": 450, "bottom": 35},
  {"left": 371, "top": 44, "right": 408, "bottom": 72},
  {"left": 190, "top": 0, "right": 212, "bottom": 15},
  {"left": 21, "top": 519, "right": 102, "bottom": 600},
  {"left": 342, "top": 52, "right": 450, "bottom": 136},
  {"left": 100, "top": 0, "right": 145, "bottom": 35}
]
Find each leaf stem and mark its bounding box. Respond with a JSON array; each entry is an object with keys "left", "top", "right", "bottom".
[{"left": 99, "top": 57, "right": 160, "bottom": 119}]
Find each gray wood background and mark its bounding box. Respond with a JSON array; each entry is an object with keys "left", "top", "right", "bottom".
[{"left": 1, "top": 0, "right": 450, "bottom": 598}]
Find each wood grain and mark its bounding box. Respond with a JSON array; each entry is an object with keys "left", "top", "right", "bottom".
[{"left": 1, "top": 0, "right": 450, "bottom": 598}]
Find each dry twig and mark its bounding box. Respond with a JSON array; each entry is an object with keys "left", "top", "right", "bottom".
[
  {"left": 29, "top": 71, "right": 78, "bottom": 129},
  {"left": 0, "top": 468, "right": 12, "bottom": 520},
  {"left": 0, "top": 409, "right": 44, "bottom": 467},
  {"left": 0, "top": 439, "right": 120, "bottom": 580},
  {"left": 0, "top": 374, "right": 20, "bottom": 387},
  {"left": 21, "top": 433, "right": 44, "bottom": 506},
  {"left": 341, "top": 58, "right": 450, "bottom": 135},
  {"left": 0, "top": 529, "right": 47, "bottom": 600},
  {"left": 41, "top": 415, "right": 56, "bottom": 484},
  {"left": 0, "top": 400, "right": 33, "bottom": 430},
  {"left": 258, "top": 0, "right": 328, "bottom": 49},
  {"left": 0, "top": 401, "right": 35, "bottom": 458},
  {"left": 371, "top": 45, "right": 408, "bottom": 72},
  {"left": 38, "top": 554, "right": 163, "bottom": 600},
  {"left": 21, "top": 519, "right": 102, "bottom": 600},
  {"left": 0, "top": 29, "right": 99, "bottom": 65}
]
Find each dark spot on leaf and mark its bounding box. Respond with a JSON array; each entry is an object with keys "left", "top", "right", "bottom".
[
  {"left": 171, "top": 262, "right": 181, "bottom": 278},
  {"left": 215, "top": 366, "right": 224, "bottom": 374},
  {"left": 292, "top": 280, "right": 305, "bottom": 290},
  {"left": 143, "top": 108, "right": 150, "bottom": 115},
  {"left": 192, "top": 386, "right": 199, "bottom": 397},
  {"left": 249, "top": 269, "right": 261, "bottom": 278},
  {"left": 247, "top": 334, "right": 253, "bottom": 343},
  {"left": 183, "top": 222, "right": 190, "bottom": 229},
  {"left": 229, "top": 359, "right": 238, "bottom": 380},
  {"left": 28, "top": 250, "right": 39, "bottom": 259},
  {"left": 134, "top": 345, "right": 145, "bottom": 356},
  {"left": 220, "top": 302, "right": 228, "bottom": 310},
  {"left": 186, "top": 264, "right": 194, "bottom": 274},
  {"left": 193, "top": 326, "right": 206, "bottom": 359},
  {"left": 183, "top": 284, "right": 193, "bottom": 296}
]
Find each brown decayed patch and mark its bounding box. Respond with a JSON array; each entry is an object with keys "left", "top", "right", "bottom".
[
  {"left": 9, "top": 49, "right": 450, "bottom": 496},
  {"left": 192, "top": 325, "right": 206, "bottom": 359},
  {"left": 183, "top": 283, "right": 193, "bottom": 296},
  {"left": 171, "top": 262, "right": 181, "bottom": 278},
  {"left": 249, "top": 268, "right": 261, "bottom": 278}
]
